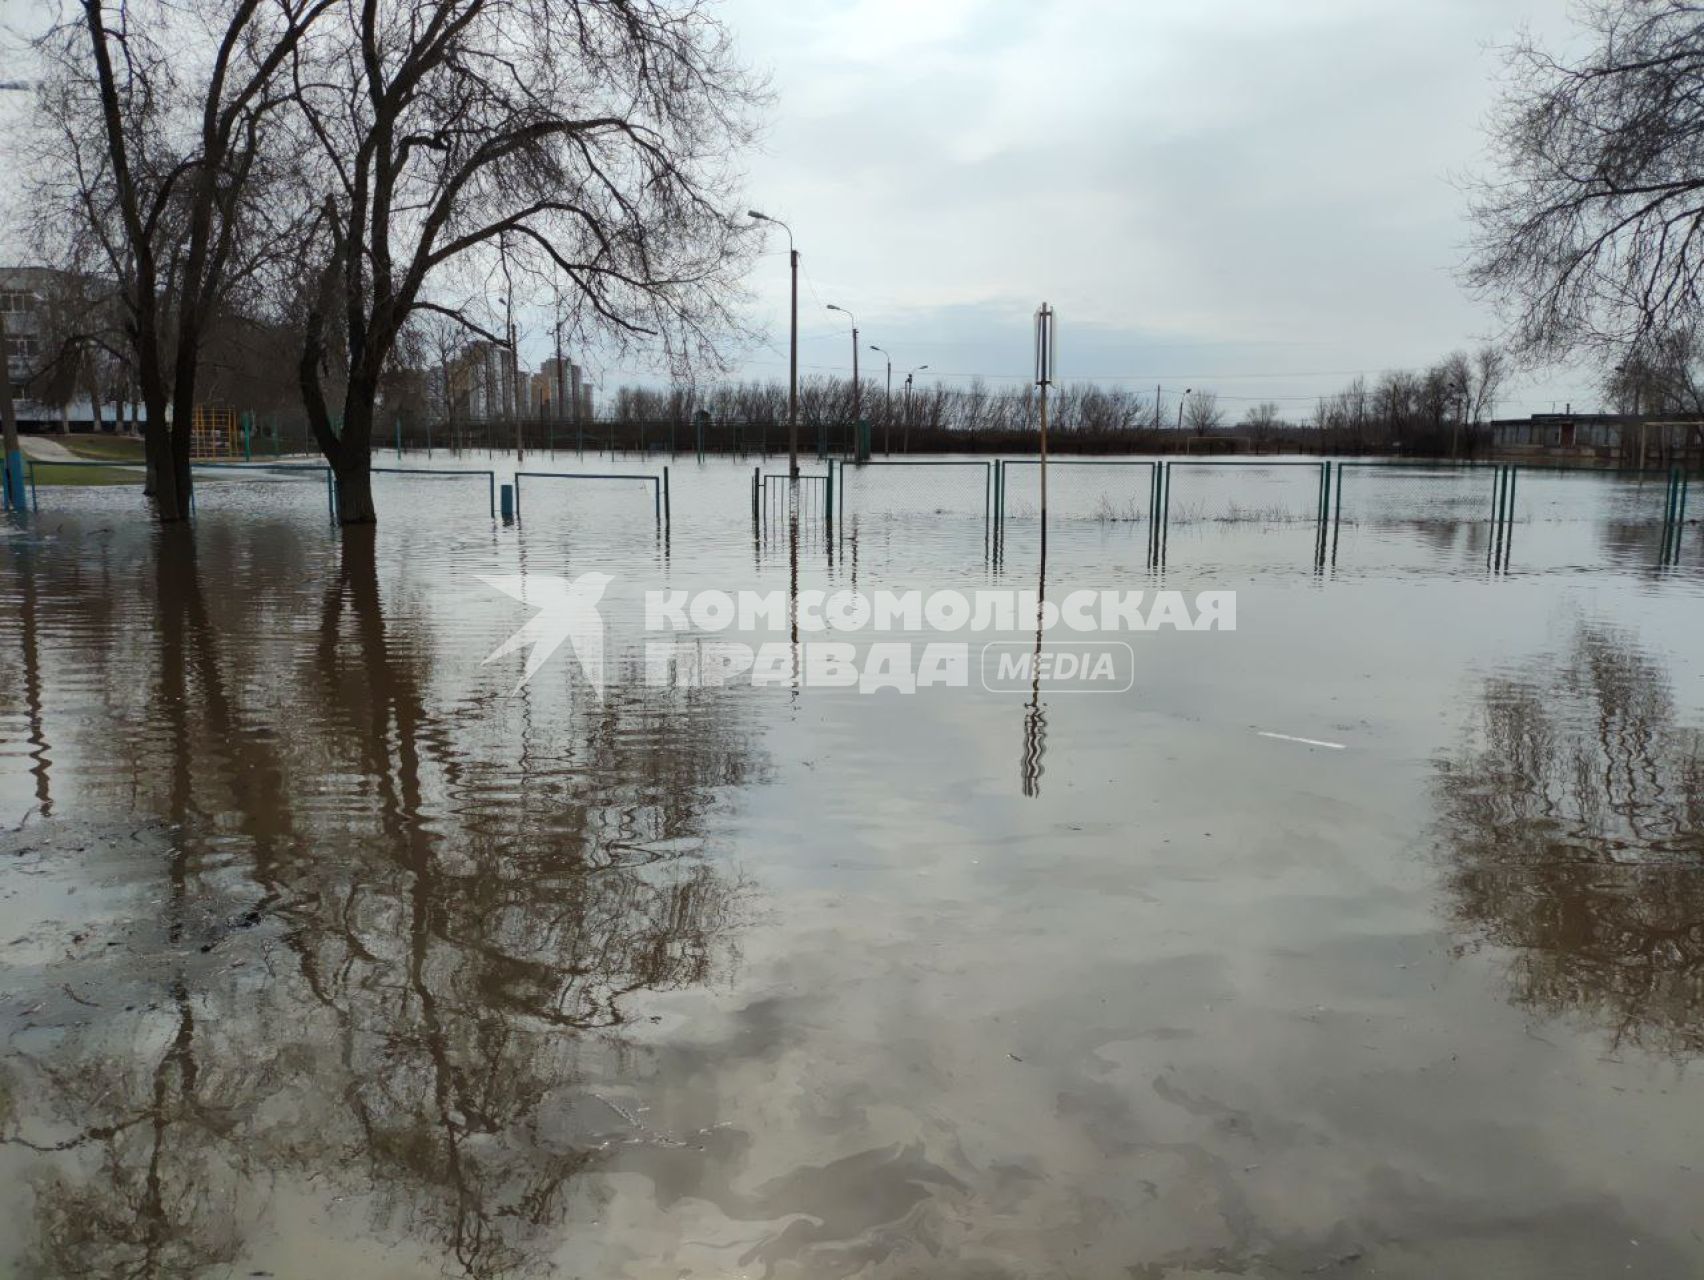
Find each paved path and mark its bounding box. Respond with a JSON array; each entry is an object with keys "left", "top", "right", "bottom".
[{"left": 18, "top": 436, "right": 84, "bottom": 462}]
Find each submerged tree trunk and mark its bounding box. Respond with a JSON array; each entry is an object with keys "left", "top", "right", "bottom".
[
  {"left": 333, "top": 461, "right": 377, "bottom": 525},
  {"left": 332, "top": 395, "right": 377, "bottom": 524},
  {"left": 142, "top": 415, "right": 169, "bottom": 502}
]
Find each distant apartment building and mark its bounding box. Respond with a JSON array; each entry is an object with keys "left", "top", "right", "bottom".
[
  {"left": 1, "top": 265, "right": 132, "bottom": 431},
  {"left": 2, "top": 267, "right": 53, "bottom": 426},
  {"left": 535, "top": 357, "right": 586, "bottom": 420},
  {"left": 444, "top": 340, "right": 528, "bottom": 419}
]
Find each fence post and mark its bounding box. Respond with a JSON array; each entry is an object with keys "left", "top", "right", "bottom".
[{"left": 1671, "top": 472, "right": 1688, "bottom": 562}]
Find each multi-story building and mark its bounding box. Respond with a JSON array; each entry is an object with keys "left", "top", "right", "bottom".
[
  {"left": 1, "top": 267, "right": 52, "bottom": 427},
  {"left": 444, "top": 340, "right": 528, "bottom": 420},
  {"left": 1, "top": 265, "right": 129, "bottom": 431},
  {"left": 535, "top": 357, "right": 587, "bottom": 421}
]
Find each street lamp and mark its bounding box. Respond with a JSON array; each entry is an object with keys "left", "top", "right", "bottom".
[
  {"left": 903, "top": 364, "right": 929, "bottom": 454},
  {"left": 825, "top": 304, "right": 859, "bottom": 437},
  {"left": 869, "top": 344, "right": 893, "bottom": 454},
  {"left": 1176, "top": 387, "right": 1192, "bottom": 432},
  {"left": 749, "top": 210, "right": 799, "bottom": 476}
]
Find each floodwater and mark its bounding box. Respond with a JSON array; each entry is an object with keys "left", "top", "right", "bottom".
[{"left": 1, "top": 454, "right": 1702, "bottom": 1278}]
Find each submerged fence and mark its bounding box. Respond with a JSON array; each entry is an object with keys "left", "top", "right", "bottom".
[{"left": 14, "top": 451, "right": 1696, "bottom": 570}]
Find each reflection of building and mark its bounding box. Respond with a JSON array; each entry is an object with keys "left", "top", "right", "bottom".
[{"left": 1490, "top": 412, "right": 1703, "bottom": 468}]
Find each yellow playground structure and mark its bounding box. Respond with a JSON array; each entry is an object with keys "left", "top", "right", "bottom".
[{"left": 190, "top": 405, "right": 240, "bottom": 458}]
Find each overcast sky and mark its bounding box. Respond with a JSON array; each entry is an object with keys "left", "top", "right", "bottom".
[
  {"left": 682, "top": 0, "right": 1593, "bottom": 418},
  {"left": 0, "top": 0, "right": 1600, "bottom": 418}
]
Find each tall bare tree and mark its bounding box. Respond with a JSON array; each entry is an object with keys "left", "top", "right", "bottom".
[
  {"left": 31, "top": 0, "right": 333, "bottom": 519},
  {"left": 289, "top": 0, "right": 760, "bottom": 523},
  {"left": 1469, "top": 2, "right": 1704, "bottom": 360}
]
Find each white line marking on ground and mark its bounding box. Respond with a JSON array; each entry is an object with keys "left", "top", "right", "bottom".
[{"left": 1257, "top": 731, "right": 1347, "bottom": 750}]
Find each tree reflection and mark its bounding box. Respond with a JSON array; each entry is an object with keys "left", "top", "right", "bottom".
[
  {"left": 2, "top": 521, "right": 763, "bottom": 1277},
  {"left": 1434, "top": 623, "right": 1704, "bottom": 1055}
]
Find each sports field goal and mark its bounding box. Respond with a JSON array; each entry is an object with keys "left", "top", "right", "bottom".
[
  {"left": 23, "top": 458, "right": 337, "bottom": 519},
  {"left": 997, "top": 458, "right": 1156, "bottom": 524},
  {"left": 1328, "top": 462, "right": 1491, "bottom": 530},
  {"left": 368, "top": 467, "right": 497, "bottom": 519},
  {"left": 840, "top": 459, "right": 991, "bottom": 521},
  {"left": 515, "top": 468, "right": 668, "bottom": 533},
  {"left": 1163, "top": 459, "right": 1328, "bottom": 527}
]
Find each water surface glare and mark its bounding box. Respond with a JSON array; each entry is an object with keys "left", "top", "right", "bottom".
[{"left": 2, "top": 456, "right": 1703, "bottom": 1278}]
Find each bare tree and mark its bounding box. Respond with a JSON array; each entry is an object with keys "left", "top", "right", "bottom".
[
  {"left": 288, "top": 0, "right": 761, "bottom": 523},
  {"left": 1183, "top": 390, "right": 1225, "bottom": 434},
  {"left": 1468, "top": 2, "right": 1704, "bottom": 359},
  {"left": 31, "top": 0, "right": 333, "bottom": 519},
  {"left": 1468, "top": 344, "right": 1507, "bottom": 423},
  {"left": 1603, "top": 324, "right": 1704, "bottom": 414}
]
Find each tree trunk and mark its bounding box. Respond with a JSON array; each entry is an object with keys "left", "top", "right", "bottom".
[
  {"left": 163, "top": 375, "right": 198, "bottom": 522},
  {"left": 332, "top": 394, "right": 377, "bottom": 525},
  {"left": 143, "top": 411, "right": 172, "bottom": 507},
  {"left": 88, "top": 364, "right": 106, "bottom": 433},
  {"left": 334, "top": 462, "right": 377, "bottom": 525}
]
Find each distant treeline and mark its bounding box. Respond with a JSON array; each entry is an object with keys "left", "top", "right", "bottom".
[
  {"left": 396, "top": 345, "right": 1510, "bottom": 457},
  {"left": 113, "top": 344, "right": 1514, "bottom": 461}
]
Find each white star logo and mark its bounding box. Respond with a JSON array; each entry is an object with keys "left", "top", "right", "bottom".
[{"left": 479, "top": 572, "right": 613, "bottom": 694}]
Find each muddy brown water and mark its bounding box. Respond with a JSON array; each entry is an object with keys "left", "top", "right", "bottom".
[{"left": 1, "top": 457, "right": 1702, "bottom": 1278}]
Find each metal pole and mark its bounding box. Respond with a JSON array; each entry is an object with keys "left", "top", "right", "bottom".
[
  {"left": 852, "top": 328, "right": 860, "bottom": 429},
  {"left": 0, "top": 311, "right": 25, "bottom": 511},
  {"left": 554, "top": 316, "right": 566, "bottom": 456},
  {"left": 789, "top": 245, "right": 799, "bottom": 477},
  {"left": 507, "top": 308, "right": 522, "bottom": 465},
  {"left": 1331, "top": 460, "right": 1344, "bottom": 560},
  {"left": 1670, "top": 472, "right": 1688, "bottom": 561},
  {"left": 905, "top": 374, "right": 911, "bottom": 452},
  {"left": 1160, "top": 461, "right": 1170, "bottom": 563}
]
